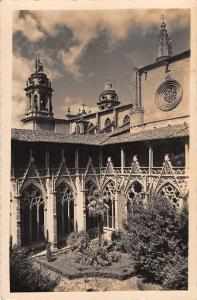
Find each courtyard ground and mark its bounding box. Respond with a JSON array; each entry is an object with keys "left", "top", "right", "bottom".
[{"left": 34, "top": 251, "right": 161, "bottom": 291}]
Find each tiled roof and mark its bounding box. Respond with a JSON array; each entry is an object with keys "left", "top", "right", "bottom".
[
  {"left": 11, "top": 123, "right": 188, "bottom": 146},
  {"left": 11, "top": 129, "right": 109, "bottom": 145},
  {"left": 101, "top": 124, "right": 189, "bottom": 145},
  {"left": 108, "top": 124, "right": 130, "bottom": 137}
]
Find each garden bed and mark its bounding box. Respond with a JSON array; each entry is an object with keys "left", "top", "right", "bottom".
[{"left": 35, "top": 251, "right": 135, "bottom": 280}]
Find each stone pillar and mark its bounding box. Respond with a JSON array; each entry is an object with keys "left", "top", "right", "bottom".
[
  {"left": 148, "top": 143, "right": 153, "bottom": 174},
  {"left": 114, "top": 191, "right": 119, "bottom": 229},
  {"left": 37, "top": 93, "right": 41, "bottom": 111},
  {"left": 46, "top": 178, "right": 57, "bottom": 248},
  {"left": 113, "top": 108, "right": 118, "bottom": 128},
  {"left": 115, "top": 190, "right": 126, "bottom": 230},
  {"left": 121, "top": 147, "right": 125, "bottom": 173},
  {"left": 15, "top": 194, "right": 22, "bottom": 247},
  {"left": 96, "top": 113, "right": 99, "bottom": 132},
  {"left": 147, "top": 143, "right": 153, "bottom": 203},
  {"left": 75, "top": 176, "right": 85, "bottom": 232}
]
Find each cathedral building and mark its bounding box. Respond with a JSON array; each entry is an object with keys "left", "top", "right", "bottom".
[{"left": 10, "top": 18, "right": 189, "bottom": 249}]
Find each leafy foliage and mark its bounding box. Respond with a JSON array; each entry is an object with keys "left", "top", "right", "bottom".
[
  {"left": 10, "top": 246, "right": 59, "bottom": 292},
  {"left": 87, "top": 189, "right": 109, "bottom": 246},
  {"left": 123, "top": 196, "right": 188, "bottom": 289},
  {"left": 74, "top": 239, "right": 121, "bottom": 268},
  {"left": 66, "top": 230, "right": 89, "bottom": 251}
]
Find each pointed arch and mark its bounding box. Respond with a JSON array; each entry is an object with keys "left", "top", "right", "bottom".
[
  {"left": 20, "top": 178, "right": 46, "bottom": 198},
  {"left": 20, "top": 183, "right": 45, "bottom": 246},
  {"left": 85, "top": 180, "right": 98, "bottom": 230},
  {"left": 102, "top": 179, "right": 116, "bottom": 228},
  {"left": 56, "top": 181, "right": 75, "bottom": 239},
  {"left": 155, "top": 180, "right": 180, "bottom": 207},
  {"left": 126, "top": 180, "right": 145, "bottom": 215},
  {"left": 125, "top": 179, "right": 145, "bottom": 196},
  {"left": 123, "top": 115, "right": 130, "bottom": 126},
  {"left": 105, "top": 118, "right": 111, "bottom": 127}
]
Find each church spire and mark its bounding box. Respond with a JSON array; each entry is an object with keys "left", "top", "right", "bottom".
[{"left": 156, "top": 15, "right": 172, "bottom": 62}]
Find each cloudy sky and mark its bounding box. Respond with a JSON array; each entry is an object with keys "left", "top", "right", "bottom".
[{"left": 12, "top": 9, "right": 190, "bottom": 128}]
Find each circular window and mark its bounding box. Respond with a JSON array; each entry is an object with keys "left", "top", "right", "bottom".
[{"left": 155, "top": 79, "right": 183, "bottom": 111}]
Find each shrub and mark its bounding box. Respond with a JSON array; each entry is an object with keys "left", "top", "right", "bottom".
[
  {"left": 66, "top": 230, "right": 89, "bottom": 251},
  {"left": 111, "top": 230, "right": 127, "bottom": 252},
  {"left": 162, "top": 255, "right": 188, "bottom": 290},
  {"left": 74, "top": 238, "right": 121, "bottom": 268},
  {"left": 10, "top": 246, "right": 59, "bottom": 292},
  {"left": 123, "top": 195, "right": 188, "bottom": 287}
]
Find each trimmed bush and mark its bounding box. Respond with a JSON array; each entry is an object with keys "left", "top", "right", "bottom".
[{"left": 10, "top": 246, "right": 59, "bottom": 292}]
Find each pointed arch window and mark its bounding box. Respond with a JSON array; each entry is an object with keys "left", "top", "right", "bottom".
[
  {"left": 123, "top": 115, "right": 130, "bottom": 126},
  {"left": 85, "top": 180, "right": 98, "bottom": 230},
  {"left": 126, "top": 181, "right": 144, "bottom": 214},
  {"left": 56, "top": 182, "right": 74, "bottom": 238},
  {"left": 76, "top": 124, "right": 80, "bottom": 134},
  {"left": 102, "top": 180, "right": 115, "bottom": 228},
  {"left": 156, "top": 182, "right": 180, "bottom": 208},
  {"left": 20, "top": 184, "right": 45, "bottom": 245},
  {"left": 105, "top": 118, "right": 111, "bottom": 127}
]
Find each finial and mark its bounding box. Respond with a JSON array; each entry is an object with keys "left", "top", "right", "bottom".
[
  {"left": 104, "top": 79, "right": 113, "bottom": 91},
  {"left": 156, "top": 15, "right": 172, "bottom": 62}
]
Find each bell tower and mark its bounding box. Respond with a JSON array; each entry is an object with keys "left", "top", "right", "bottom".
[
  {"left": 22, "top": 52, "right": 54, "bottom": 125},
  {"left": 156, "top": 15, "right": 172, "bottom": 62}
]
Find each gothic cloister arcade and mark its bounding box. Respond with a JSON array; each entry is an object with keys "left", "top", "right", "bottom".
[
  {"left": 10, "top": 138, "right": 189, "bottom": 248},
  {"left": 56, "top": 181, "right": 75, "bottom": 240},
  {"left": 20, "top": 183, "right": 45, "bottom": 246}
]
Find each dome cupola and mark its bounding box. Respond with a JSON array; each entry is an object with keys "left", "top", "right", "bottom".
[{"left": 97, "top": 79, "right": 120, "bottom": 110}]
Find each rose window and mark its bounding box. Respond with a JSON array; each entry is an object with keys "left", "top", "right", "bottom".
[{"left": 155, "top": 79, "right": 183, "bottom": 111}]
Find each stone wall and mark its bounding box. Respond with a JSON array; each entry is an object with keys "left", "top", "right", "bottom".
[{"left": 140, "top": 56, "right": 189, "bottom": 124}]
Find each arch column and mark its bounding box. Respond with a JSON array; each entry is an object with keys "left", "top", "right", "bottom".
[
  {"left": 114, "top": 190, "right": 119, "bottom": 229},
  {"left": 121, "top": 147, "right": 125, "bottom": 173},
  {"left": 46, "top": 177, "right": 57, "bottom": 248},
  {"left": 11, "top": 192, "right": 22, "bottom": 247},
  {"left": 115, "top": 190, "right": 126, "bottom": 230},
  {"left": 75, "top": 175, "right": 85, "bottom": 232}
]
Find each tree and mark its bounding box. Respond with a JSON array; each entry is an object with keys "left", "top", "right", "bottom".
[
  {"left": 123, "top": 195, "right": 188, "bottom": 288},
  {"left": 87, "top": 190, "right": 109, "bottom": 246}
]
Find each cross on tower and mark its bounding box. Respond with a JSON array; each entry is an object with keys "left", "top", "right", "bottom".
[
  {"left": 160, "top": 14, "right": 167, "bottom": 23},
  {"left": 35, "top": 51, "right": 43, "bottom": 73},
  {"left": 81, "top": 102, "right": 87, "bottom": 113}
]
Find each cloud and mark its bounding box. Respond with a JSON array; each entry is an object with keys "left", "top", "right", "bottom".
[
  {"left": 13, "top": 11, "right": 45, "bottom": 42},
  {"left": 12, "top": 52, "right": 33, "bottom": 128},
  {"left": 13, "top": 10, "right": 189, "bottom": 78},
  {"left": 12, "top": 49, "right": 63, "bottom": 128},
  {"left": 55, "top": 96, "right": 97, "bottom": 118}
]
